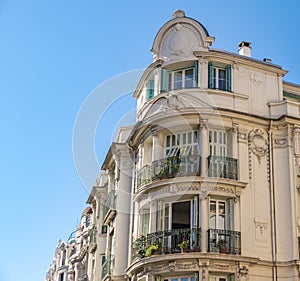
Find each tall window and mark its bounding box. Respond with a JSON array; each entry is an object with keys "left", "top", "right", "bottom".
[
  {"left": 165, "top": 130, "right": 199, "bottom": 157},
  {"left": 208, "top": 62, "right": 231, "bottom": 91},
  {"left": 146, "top": 79, "right": 154, "bottom": 100},
  {"left": 209, "top": 200, "right": 226, "bottom": 230},
  {"left": 141, "top": 208, "right": 150, "bottom": 235},
  {"left": 209, "top": 199, "right": 234, "bottom": 231},
  {"left": 209, "top": 130, "right": 227, "bottom": 157}
]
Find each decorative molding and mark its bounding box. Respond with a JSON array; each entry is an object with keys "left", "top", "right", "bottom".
[
  {"left": 250, "top": 73, "right": 263, "bottom": 87},
  {"left": 273, "top": 135, "right": 288, "bottom": 148},
  {"left": 248, "top": 129, "right": 268, "bottom": 164},
  {"left": 232, "top": 123, "right": 239, "bottom": 135},
  {"left": 255, "top": 220, "right": 268, "bottom": 241},
  {"left": 209, "top": 262, "right": 236, "bottom": 272}
]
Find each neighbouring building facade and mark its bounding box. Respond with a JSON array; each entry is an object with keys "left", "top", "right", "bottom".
[{"left": 47, "top": 10, "right": 300, "bottom": 281}]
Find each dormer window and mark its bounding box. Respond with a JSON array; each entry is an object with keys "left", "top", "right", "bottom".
[
  {"left": 208, "top": 62, "right": 232, "bottom": 92},
  {"left": 161, "top": 61, "right": 198, "bottom": 92},
  {"left": 168, "top": 67, "right": 195, "bottom": 90}
]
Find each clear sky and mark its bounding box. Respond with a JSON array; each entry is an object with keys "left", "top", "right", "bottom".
[{"left": 0, "top": 1, "right": 299, "bottom": 281}]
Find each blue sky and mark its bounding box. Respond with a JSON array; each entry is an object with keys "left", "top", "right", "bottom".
[{"left": 0, "top": 1, "right": 299, "bottom": 281}]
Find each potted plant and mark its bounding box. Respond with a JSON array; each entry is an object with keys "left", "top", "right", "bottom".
[
  {"left": 216, "top": 239, "right": 227, "bottom": 254},
  {"left": 146, "top": 244, "right": 159, "bottom": 257},
  {"left": 178, "top": 238, "right": 189, "bottom": 253}
]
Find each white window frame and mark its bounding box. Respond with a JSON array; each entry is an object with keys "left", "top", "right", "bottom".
[
  {"left": 213, "top": 67, "right": 227, "bottom": 90},
  {"left": 209, "top": 129, "right": 227, "bottom": 157},
  {"left": 168, "top": 67, "right": 196, "bottom": 90},
  {"left": 165, "top": 130, "right": 199, "bottom": 157}
]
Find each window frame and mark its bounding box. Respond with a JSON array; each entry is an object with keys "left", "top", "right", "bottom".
[{"left": 208, "top": 62, "right": 232, "bottom": 92}]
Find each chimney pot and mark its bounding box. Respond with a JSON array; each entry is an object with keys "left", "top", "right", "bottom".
[{"left": 238, "top": 41, "right": 251, "bottom": 57}]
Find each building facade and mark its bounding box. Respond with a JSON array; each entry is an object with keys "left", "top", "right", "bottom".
[
  {"left": 47, "top": 10, "right": 300, "bottom": 281},
  {"left": 46, "top": 207, "right": 94, "bottom": 281}
]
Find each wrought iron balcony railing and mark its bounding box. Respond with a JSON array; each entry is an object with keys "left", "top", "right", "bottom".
[
  {"left": 101, "top": 255, "right": 114, "bottom": 281},
  {"left": 131, "top": 227, "right": 201, "bottom": 261},
  {"left": 103, "top": 190, "right": 116, "bottom": 224},
  {"left": 208, "top": 228, "right": 241, "bottom": 255},
  {"left": 136, "top": 155, "right": 201, "bottom": 191},
  {"left": 208, "top": 155, "right": 238, "bottom": 180}
]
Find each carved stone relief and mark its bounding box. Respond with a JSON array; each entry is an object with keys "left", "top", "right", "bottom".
[
  {"left": 248, "top": 129, "right": 268, "bottom": 164},
  {"left": 255, "top": 220, "right": 268, "bottom": 241}
]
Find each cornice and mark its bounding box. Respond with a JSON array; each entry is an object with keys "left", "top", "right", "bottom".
[{"left": 195, "top": 50, "right": 288, "bottom": 76}]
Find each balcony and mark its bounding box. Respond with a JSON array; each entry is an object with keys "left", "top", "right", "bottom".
[
  {"left": 136, "top": 155, "right": 201, "bottom": 191},
  {"left": 103, "top": 190, "right": 116, "bottom": 225},
  {"left": 131, "top": 227, "right": 201, "bottom": 261},
  {"left": 101, "top": 255, "right": 114, "bottom": 281},
  {"left": 208, "top": 156, "right": 238, "bottom": 180},
  {"left": 208, "top": 228, "right": 241, "bottom": 255}
]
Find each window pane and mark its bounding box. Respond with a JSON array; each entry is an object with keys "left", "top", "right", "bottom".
[
  {"left": 209, "top": 200, "right": 216, "bottom": 228},
  {"left": 218, "top": 202, "right": 226, "bottom": 229},
  {"left": 213, "top": 68, "right": 216, "bottom": 88},
  {"left": 168, "top": 73, "right": 172, "bottom": 90},
  {"left": 166, "top": 135, "right": 170, "bottom": 147},
  {"left": 185, "top": 68, "right": 194, "bottom": 88},
  {"left": 174, "top": 71, "right": 183, "bottom": 89},
  {"left": 218, "top": 69, "right": 226, "bottom": 90}
]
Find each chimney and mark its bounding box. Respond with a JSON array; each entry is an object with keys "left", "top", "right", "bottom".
[{"left": 238, "top": 41, "right": 251, "bottom": 57}]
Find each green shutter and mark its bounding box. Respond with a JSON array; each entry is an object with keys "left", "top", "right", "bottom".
[
  {"left": 161, "top": 68, "right": 168, "bottom": 93},
  {"left": 226, "top": 65, "right": 232, "bottom": 92},
  {"left": 194, "top": 61, "right": 199, "bottom": 87},
  {"left": 208, "top": 62, "right": 214, "bottom": 89},
  {"left": 228, "top": 274, "right": 235, "bottom": 281},
  {"left": 147, "top": 79, "right": 154, "bottom": 100}
]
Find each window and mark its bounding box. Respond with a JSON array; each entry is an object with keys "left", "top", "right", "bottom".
[
  {"left": 209, "top": 198, "right": 234, "bottom": 230},
  {"left": 209, "top": 130, "right": 227, "bottom": 157},
  {"left": 86, "top": 215, "right": 91, "bottom": 227},
  {"left": 209, "top": 200, "right": 226, "bottom": 230},
  {"left": 61, "top": 249, "right": 66, "bottom": 266},
  {"left": 165, "top": 131, "right": 199, "bottom": 157},
  {"left": 141, "top": 208, "right": 150, "bottom": 235},
  {"left": 208, "top": 62, "right": 231, "bottom": 91},
  {"left": 147, "top": 79, "right": 154, "bottom": 100},
  {"left": 161, "top": 62, "right": 198, "bottom": 92},
  {"left": 101, "top": 225, "right": 108, "bottom": 234},
  {"left": 59, "top": 273, "right": 64, "bottom": 281}
]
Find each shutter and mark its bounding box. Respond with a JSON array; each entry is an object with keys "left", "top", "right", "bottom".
[
  {"left": 194, "top": 61, "right": 199, "bottom": 87},
  {"left": 208, "top": 62, "right": 214, "bottom": 89},
  {"left": 147, "top": 79, "right": 154, "bottom": 100},
  {"left": 226, "top": 65, "right": 232, "bottom": 92},
  {"left": 228, "top": 274, "right": 235, "bottom": 281},
  {"left": 161, "top": 68, "right": 168, "bottom": 93}
]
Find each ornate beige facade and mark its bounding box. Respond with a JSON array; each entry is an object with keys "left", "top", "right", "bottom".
[{"left": 47, "top": 10, "right": 300, "bottom": 281}]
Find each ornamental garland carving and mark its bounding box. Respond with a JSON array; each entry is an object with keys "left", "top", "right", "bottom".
[{"left": 248, "top": 129, "right": 268, "bottom": 164}]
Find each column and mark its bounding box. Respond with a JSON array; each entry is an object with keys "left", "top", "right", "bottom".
[
  {"left": 112, "top": 144, "right": 133, "bottom": 277},
  {"left": 199, "top": 120, "right": 208, "bottom": 177},
  {"left": 151, "top": 129, "right": 162, "bottom": 162},
  {"left": 232, "top": 123, "right": 239, "bottom": 159},
  {"left": 199, "top": 196, "right": 208, "bottom": 252},
  {"left": 234, "top": 197, "right": 241, "bottom": 232}
]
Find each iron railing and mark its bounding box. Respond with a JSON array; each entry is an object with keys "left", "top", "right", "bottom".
[
  {"left": 136, "top": 155, "right": 201, "bottom": 191},
  {"left": 103, "top": 190, "right": 116, "bottom": 220},
  {"left": 208, "top": 228, "right": 241, "bottom": 255},
  {"left": 101, "top": 255, "right": 114, "bottom": 281},
  {"left": 131, "top": 228, "right": 201, "bottom": 261},
  {"left": 208, "top": 156, "right": 238, "bottom": 180}
]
